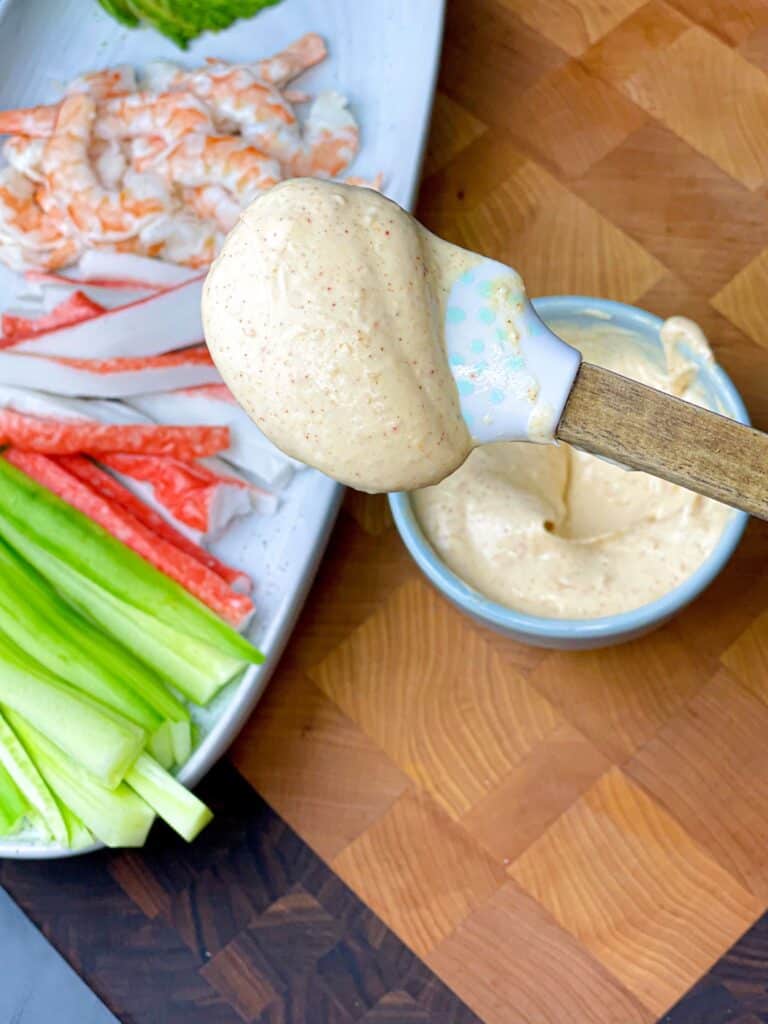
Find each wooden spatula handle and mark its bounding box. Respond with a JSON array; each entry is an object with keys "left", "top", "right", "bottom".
[{"left": 556, "top": 362, "right": 768, "bottom": 520}]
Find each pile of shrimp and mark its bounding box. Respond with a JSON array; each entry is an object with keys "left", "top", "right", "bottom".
[{"left": 0, "top": 33, "right": 367, "bottom": 272}]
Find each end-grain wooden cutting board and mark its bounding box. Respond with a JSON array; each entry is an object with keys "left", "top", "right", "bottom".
[
  {"left": 8, "top": 2, "right": 768, "bottom": 1022},
  {"left": 233, "top": 1, "right": 768, "bottom": 1021}
]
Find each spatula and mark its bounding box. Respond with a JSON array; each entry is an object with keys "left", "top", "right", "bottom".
[{"left": 446, "top": 258, "right": 768, "bottom": 520}]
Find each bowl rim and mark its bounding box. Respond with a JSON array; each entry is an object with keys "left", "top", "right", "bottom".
[{"left": 388, "top": 295, "right": 750, "bottom": 642}]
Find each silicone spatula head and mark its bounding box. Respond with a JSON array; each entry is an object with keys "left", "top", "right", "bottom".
[{"left": 443, "top": 258, "right": 581, "bottom": 445}]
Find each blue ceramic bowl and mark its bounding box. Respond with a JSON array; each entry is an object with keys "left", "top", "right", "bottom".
[{"left": 389, "top": 296, "right": 750, "bottom": 650}]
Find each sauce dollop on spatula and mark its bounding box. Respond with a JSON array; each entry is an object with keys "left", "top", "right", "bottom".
[{"left": 203, "top": 178, "right": 477, "bottom": 492}]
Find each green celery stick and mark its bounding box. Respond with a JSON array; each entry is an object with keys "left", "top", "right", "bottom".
[
  {"left": 0, "top": 536, "right": 191, "bottom": 762},
  {"left": 0, "top": 710, "right": 67, "bottom": 845},
  {"left": 0, "top": 538, "right": 163, "bottom": 735},
  {"left": 58, "top": 801, "right": 94, "bottom": 850},
  {"left": 0, "top": 522, "right": 246, "bottom": 705},
  {"left": 127, "top": 753, "right": 212, "bottom": 841},
  {"left": 0, "top": 759, "right": 27, "bottom": 836},
  {"left": 10, "top": 714, "right": 155, "bottom": 849},
  {"left": 0, "top": 459, "right": 262, "bottom": 664},
  {"left": 0, "top": 630, "right": 145, "bottom": 789},
  {"left": 69, "top": 572, "right": 246, "bottom": 705},
  {"left": 148, "top": 721, "right": 174, "bottom": 769},
  {"left": 170, "top": 720, "right": 192, "bottom": 764}
]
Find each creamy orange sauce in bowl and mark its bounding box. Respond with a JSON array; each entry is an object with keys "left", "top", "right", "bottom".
[{"left": 390, "top": 297, "right": 749, "bottom": 649}]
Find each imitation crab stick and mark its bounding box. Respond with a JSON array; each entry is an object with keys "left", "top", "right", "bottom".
[
  {"left": 129, "top": 385, "right": 301, "bottom": 488},
  {"left": 1, "top": 291, "right": 105, "bottom": 345},
  {"left": 100, "top": 452, "right": 252, "bottom": 537},
  {"left": 5, "top": 450, "right": 254, "bottom": 627},
  {"left": 59, "top": 454, "right": 251, "bottom": 592},
  {"left": 25, "top": 253, "right": 198, "bottom": 294},
  {"left": 76, "top": 251, "right": 200, "bottom": 289},
  {"left": 0, "top": 386, "right": 158, "bottom": 434},
  {"left": 0, "top": 344, "right": 221, "bottom": 396},
  {"left": 0, "top": 409, "right": 229, "bottom": 458},
  {"left": 12, "top": 275, "right": 204, "bottom": 358}
]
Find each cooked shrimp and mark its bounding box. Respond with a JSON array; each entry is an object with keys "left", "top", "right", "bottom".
[
  {"left": 149, "top": 134, "right": 281, "bottom": 206},
  {"left": 184, "top": 184, "right": 241, "bottom": 233},
  {"left": 66, "top": 65, "right": 136, "bottom": 100},
  {"left": 128, "top": 135, "right": 173, "bottom": 173},
  {"left": 96, "top": 90, "right": 213, "bottom": 142},
  {"left": 251, "top": 33, "right": 327, "bottom": 85},
  {"left": 144, "top": 33, "right": 325, "bottom": 96},
  {"left": 0, "top": 167, "right": 79, "bottom": 269},
  {"left": 159, "top": 215, "right": 220, "bottom": 267},
  {"left": 5, "top": 132, "right": 129, "bottom": 191},
  {"left": 0, "top": 104, "right": 57, "bottom": 137},
  {"left": 92, "top": 234, "right": 164, "bottom": 259},
  {"left": 131, "top": 211, "right": 220, "bottom": 267},
  {"left": 89, "top": 138, "right": 128, "bottom": 188},
  {"left": 41, "top": 94, "right": 172, "bottom": 244},
  {"left": 141, "top": 61, "right": 181, "bottom": 95},
  {"left": 0, "top": 168, "right": 58, "bottom": 245},
  {"left": 3, "top": 136, "right": 46, "bottom": 182},
  {"left": 0, "top": 38, "right": 364, "bottom": 271},
  {"left": 197, "top": 32, "right": 326, "bottom": 89},
  {"left": 0, "top": 90, "right": 211, "bottom": 143},
  {"left": 142, "top": 63, "right": 303, "bottom": 162},
  {"left": 288, "top": 92, "right": 359, "bottom": 177},
  {"left": 202, "top": 71, "right": 300, "bottom": 161}
]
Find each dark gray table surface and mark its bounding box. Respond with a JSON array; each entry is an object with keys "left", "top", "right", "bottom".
[{"left": 0, "top": 886, "right": 117, "bottom": 1024}]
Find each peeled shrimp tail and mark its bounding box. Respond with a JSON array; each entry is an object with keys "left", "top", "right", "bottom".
[
  {"left": 254, "top": 33, "right": 327, "bottom": 85},
  {"left": 0, "top": 104, "right": 58, "bottom": 137}
]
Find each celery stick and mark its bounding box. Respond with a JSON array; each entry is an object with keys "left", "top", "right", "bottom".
[
  {"left": 0, "top": 536, "right": 191, "bottom": 760},
  {"left": 10, "top": 714, "right": 155, "bottom": 849},
  {"left": 148, "top": 721, "right": 175, "bottom": 769},
  {"left": 0, "top": 630, "right": 145, "bottom": 789},
  {"left": 170, "top": 720, "right": 192, "bottom": 764},
  {"left": 80, "top": 577, "right": 245, "bottom": 704},
  {"left": 0, "top": 459, "right": 263, "bottom": 663},
  {"left": 0, "top": 515, "right": 246, "bottom": 705},
  {"left": 0, "top": 538, "right": 162, "bottom": 734},
  {"left": 0, "top": 709, "right": 67, "bottom": 845},
  {"left": 0, "top": 759, "right": 27, "bottom": 835},
  {"left": 58, "top": 801, "right": 94, "bottom": 850},
  {"left": 127, "top": 753, "right": 212, "bottom": 841}
]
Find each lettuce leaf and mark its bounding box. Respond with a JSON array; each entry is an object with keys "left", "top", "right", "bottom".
[{"left": 98, "top": 0, "right": 282, "bottom": 48}]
